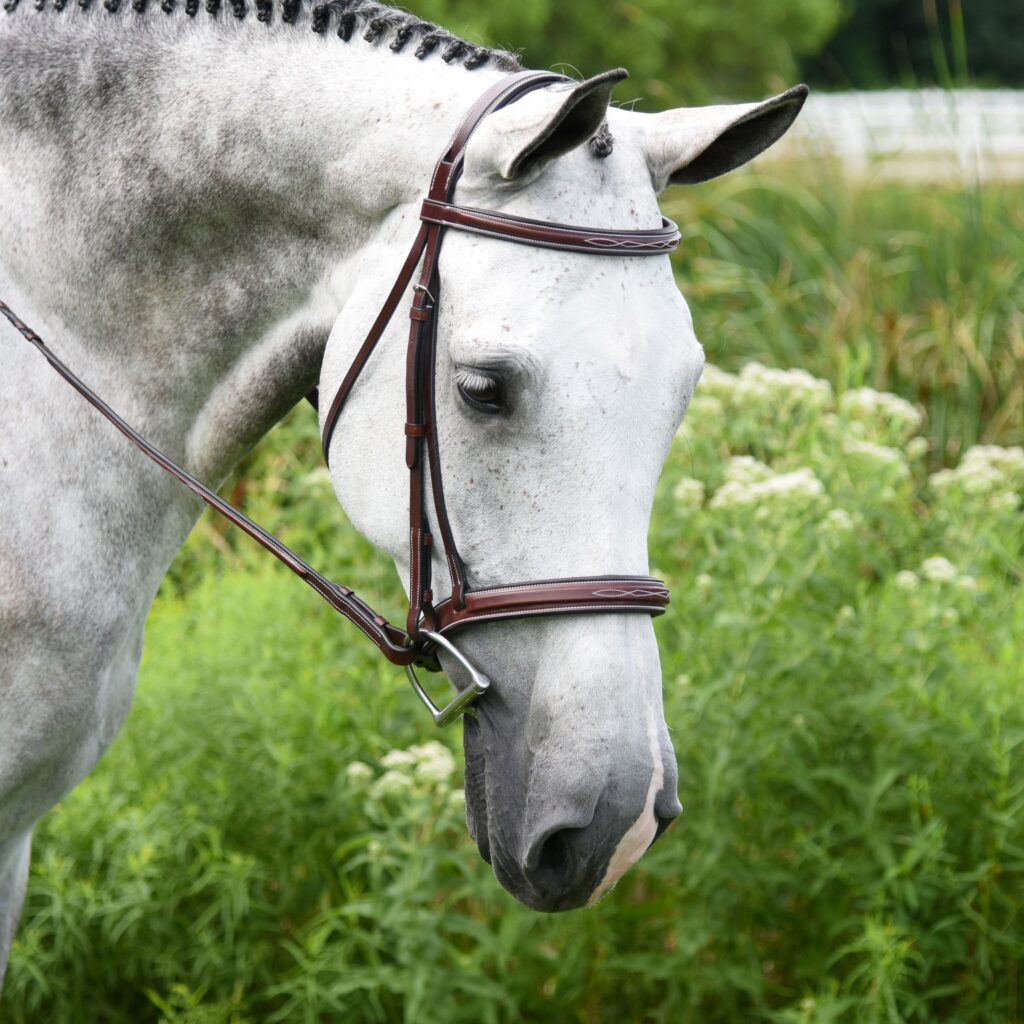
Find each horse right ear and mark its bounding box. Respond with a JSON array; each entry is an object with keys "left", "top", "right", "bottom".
[
  {"left": 638, "top": 85, "right": 808, "bottom": 191},
  {"left": 463, "top": 70, "right": 626, "bottom": 183}
]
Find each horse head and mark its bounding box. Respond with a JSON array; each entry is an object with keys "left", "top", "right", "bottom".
[{"left": 322, "top": 72, "right": 806, "bottom": 910}]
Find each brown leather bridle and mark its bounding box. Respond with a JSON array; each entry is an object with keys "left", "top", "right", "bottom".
[{"left": 1, "top": 69, "right": 680, "bottom": 726}]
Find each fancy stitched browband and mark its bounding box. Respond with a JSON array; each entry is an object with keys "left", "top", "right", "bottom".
[{"left": 0, "top": 69, "right": 680, "bottom": 726}]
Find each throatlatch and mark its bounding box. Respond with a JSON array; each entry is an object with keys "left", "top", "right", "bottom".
[{"left": 1, "top": 70, "right": 679, "bottom": 727}]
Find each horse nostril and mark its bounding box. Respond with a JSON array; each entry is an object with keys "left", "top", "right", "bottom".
[
  {"left": 651, "top": 812, "right": 678, "bottom": 845},
  {"left": 524, "top": 826, "right": 585, "bottom": 897}
]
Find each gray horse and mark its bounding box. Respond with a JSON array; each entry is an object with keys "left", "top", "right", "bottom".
[{"left": 0, "top": 0, "right": 806, "bottom": 980}]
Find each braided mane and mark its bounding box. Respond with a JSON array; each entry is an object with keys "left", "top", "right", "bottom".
[
  {"left": 1, "top": 0, "right": 523, "bottom": 74},
  {"left": 3, "top": 0, "right": 615, "bottom": 155}
]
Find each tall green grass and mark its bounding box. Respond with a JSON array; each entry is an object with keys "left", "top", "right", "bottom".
[{"left": 666, "top": 172, "right": 1024, "bottom": 462}]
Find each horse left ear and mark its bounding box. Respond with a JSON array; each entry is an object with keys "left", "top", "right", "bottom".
[
  {"left": 640, "top": 84, "right": 809, "bottom": 191},
  {"left": 464, "top": 69, "right": 627, "bottom": 183}
]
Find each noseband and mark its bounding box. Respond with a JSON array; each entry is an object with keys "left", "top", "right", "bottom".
[{"left": 0, "top": 70, "right": 679, "bottom": 726}]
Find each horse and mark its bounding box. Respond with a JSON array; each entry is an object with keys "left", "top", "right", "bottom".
[{"left": 0, "top": 0, "right": 806, "bottom": 981}]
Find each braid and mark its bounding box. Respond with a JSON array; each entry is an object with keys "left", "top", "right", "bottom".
[{"left": 6, "top": 0, "right": 526, "bottom": 77}]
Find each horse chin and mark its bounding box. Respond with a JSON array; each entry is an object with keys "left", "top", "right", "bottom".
[{"left": 461, "top": 716, "right": 491, "bottom": 865}]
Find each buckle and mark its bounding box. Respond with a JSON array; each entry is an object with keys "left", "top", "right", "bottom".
[{"left": 405, "top": 629, "right": 490, "bottom": 727}]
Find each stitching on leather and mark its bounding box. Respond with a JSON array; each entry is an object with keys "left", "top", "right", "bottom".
[
  {"left": 466, "top": 578, "right": 662, "bottom": 596},
  {"left": 446, "top": 225, "right": 670, "bottom": 255},
  {"left": 424, "top": 201, "right": 678, "bottom": 243},
  {"left": 419, "top": 212, "right": 678, "bottom": 254},
  {"left": 409, "top": 526, "right": 420, "bottom": 611},
  {"left": 439, "top": 604, "right": 664, "bottom": 631}
]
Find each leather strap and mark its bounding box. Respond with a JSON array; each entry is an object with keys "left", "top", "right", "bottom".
[
  {"left": 320, "top": 222, "right": 430, "bottom": 464},
  {"left": 433, "top": 577, "right": 670, "bottom": 634},
  {"left": 419, "top": 200, "right": 681, "bottom": 255},
  {"left": 0, "top": 297, "right": 433, "bottom": 671}
]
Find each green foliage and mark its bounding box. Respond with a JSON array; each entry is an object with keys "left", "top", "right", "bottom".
[
  {"left": 4, "top": 177, "right": 1024, "bottom": 1021},
  {"left": 407, "top": 0, "right": 844, "bottom": 103},
  {"left": 5, "top": 361, "right": 1023, "bottom": 1022},
  {"left": 805, "top": 0, "right": 1024, "bottom": 89}
]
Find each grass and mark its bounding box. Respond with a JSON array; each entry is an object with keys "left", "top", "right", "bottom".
[
  {"left": 665, "top": 171, "right": 1024, "bottom": 462},
  {"left": 3, "top": 171, "right": 1023, "bottom": 1022}
]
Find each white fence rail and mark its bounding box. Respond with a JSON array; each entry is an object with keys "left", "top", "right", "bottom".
[{"left": 765, "top": 89, "right": 1024, "bottom": 180}]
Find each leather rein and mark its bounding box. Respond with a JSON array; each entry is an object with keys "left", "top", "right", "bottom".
[{"left": 0, "top": 69, "right": 680, "bottom": 726}]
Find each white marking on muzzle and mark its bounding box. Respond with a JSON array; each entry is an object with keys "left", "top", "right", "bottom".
[{"left": 586, "top": 693, "right": 663, "bottom": 906}]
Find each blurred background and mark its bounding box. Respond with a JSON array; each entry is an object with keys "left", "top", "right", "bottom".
[{"left": 4, "top": 1, "right": 1022, "bottom": 1021}]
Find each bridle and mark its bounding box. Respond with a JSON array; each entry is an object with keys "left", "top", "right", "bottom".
[{"left": 0, "top": 69, "right": 680, "bottom": 726}]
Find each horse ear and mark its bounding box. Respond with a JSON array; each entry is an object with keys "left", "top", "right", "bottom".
[
  {"left": 464, "top": 69, "right": 627, "bottom": 182},
  {"left": 640, "top": 84, "right": 809, "bottom": 191}
]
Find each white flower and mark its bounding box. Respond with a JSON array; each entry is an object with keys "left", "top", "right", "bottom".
[
  {"left": 906, "top": 437, "right": 929, "bottom": 460},
  {"left": 695, "top": 573, "right": 713, "bottom": 592},
  {"left": 920, "top": 557, "right": 959, "bottom": 583},
  {"left": 841, "top": 438, "right": 910, "bottom": 479},
  {"left": 686, "top": 393, "right": 724, "bottom": 423},
  {"left": 672, "top": 476, "right": 706, "bottom": 512},
  {"left": 894, "top": 570, "right": 920, "bottom": 591},
  {"left": 992, "top": 492, "right": 1022, "bottom": 513},
  {"left": 836, "top": 605, "right": 856, "bottom": 627},
  {"left": 929, "top": 468, "right": 956, "bottom": 495},
  {"left": 839, "top": 387, "right": 922, "bottom": 441},
  {"left": 370, "top": 770, "right": 414, "bottom": 798},
  {"left": 722, "top": 455, "right": 775, "bottom": 485},
  {"left": 409, "top": 742, "right": 456, "bottom": 784},
  {"left": 380, "top": 749, "right": 417, "bottom": 769},
  {"left": 930, "top": 445, "right": 1024, "bottom": 501},
  {"left": 710, "top": 467, "right": 826, "bottom": 512},
  {"left": 344, "top": 761, "right": 373, "bottom": 782},
  {"left": 737, "top": 363, "right": 833, "bottom": 409},
  {"left": 696, "top": 364, "right": 739, "bottom": 398},
  {"left": 961, "top": 445, "right": 1024, "bottom": 479},
  {"left": 448, "top": 790, "right": 466, "bottom": 810},
  {"left": 955, "top": 575, "right": 979, "bottom": 593},
  {"left": 823, "top": 508, "right": 854, "bottom": 533}
]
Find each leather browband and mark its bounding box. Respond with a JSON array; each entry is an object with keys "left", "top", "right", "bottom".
[
  {"left": 418, "top": 200, "right": 681, "bottom": 256},
  {"left": 1, "top": 69, "right": 678, "bottom": 723}
]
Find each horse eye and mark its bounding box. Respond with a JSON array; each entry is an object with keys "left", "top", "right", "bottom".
[{"left": 456, "top": 369, "right": 504, "bottom": 414}]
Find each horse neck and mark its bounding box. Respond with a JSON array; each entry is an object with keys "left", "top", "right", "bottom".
[{"left": 0, "top": 9, "right": 506, "bottom": 479}]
